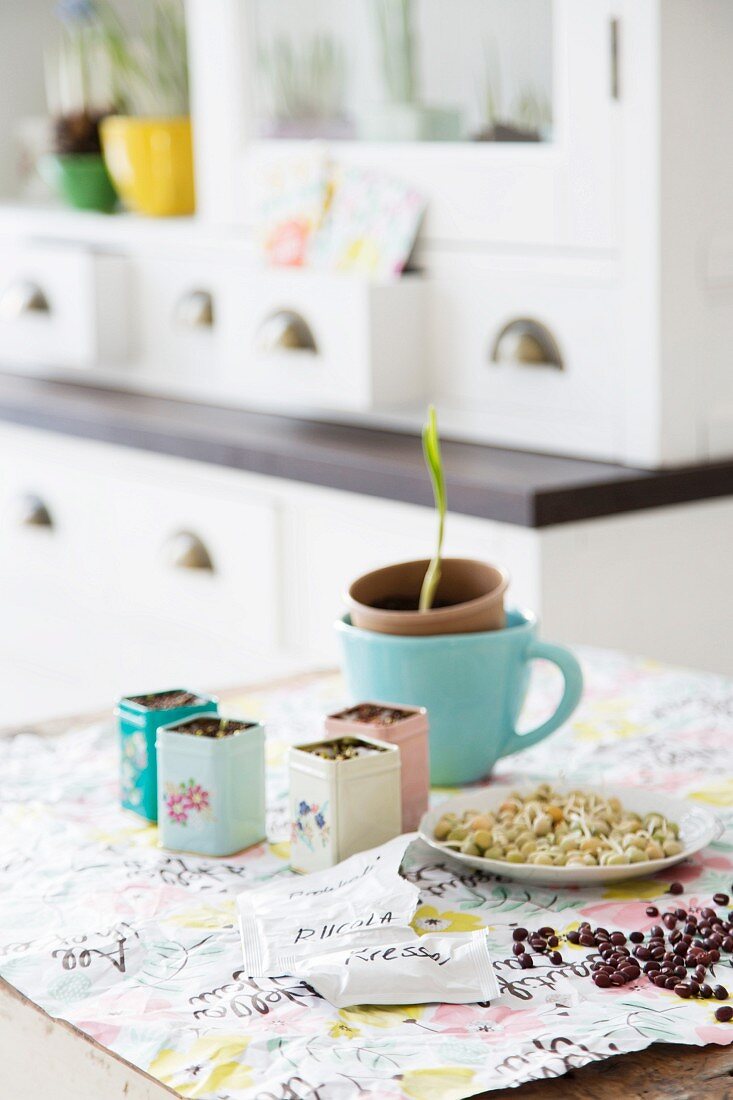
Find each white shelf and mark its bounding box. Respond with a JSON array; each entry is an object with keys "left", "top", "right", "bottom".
[{"left": 0, "top": 202, "right": 254, "bottom": 256}]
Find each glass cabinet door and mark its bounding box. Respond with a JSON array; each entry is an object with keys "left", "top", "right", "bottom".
[
  {"left": 248, "top": 0, "right": 553, "bottom": 145},
  {"left": 191, "top": 0, "right": 619, "bottom": 249}
]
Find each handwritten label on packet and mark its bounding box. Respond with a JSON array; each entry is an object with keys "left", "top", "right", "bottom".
[
  {"left": 280, "top": 932, "right": 498, "bottom": 1008},
  {"left": 294, "top": 912, "right": 399, "bottom": 945},
  {"left": 237, "top": 834, "right": 419, "bottom": 976}
]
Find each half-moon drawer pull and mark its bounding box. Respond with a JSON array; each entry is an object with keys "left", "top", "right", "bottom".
[
  {"left": 15, "top": 492, "right": 53, "bottom": 528},
  {"left": 162, "top": 531, "right": 214, "bottom": 572},
  {"left": 255, "top": 309, "right": 318, "bottom": 354},
  {"left": 173, "top": 289, "right": 214, "bottom": 329},
  {"left": 0, "top": 280, "right": 51, "bottom": 320},
  {"left": 490, "top": 318, "right": 563, "bottom": 370}
]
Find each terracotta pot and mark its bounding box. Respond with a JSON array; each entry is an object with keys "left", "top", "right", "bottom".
[{"left": 346, "top": 558, "right": 508, "bottom": 636}]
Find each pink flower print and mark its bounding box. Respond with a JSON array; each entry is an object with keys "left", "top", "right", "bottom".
[
  {"left": 165, "top": 789, "right": 189, "bottom": 824},
  {"left": 184, "top": 784, "right": 210, "bottom": 813}
]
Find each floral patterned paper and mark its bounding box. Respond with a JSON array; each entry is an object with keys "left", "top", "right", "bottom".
[{"left": 1, "top": 649, "right": 733, "bottom": 1100}]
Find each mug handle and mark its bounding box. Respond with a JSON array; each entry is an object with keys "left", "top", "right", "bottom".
[{"left": 500, "top": 640, "right": 583, "bottom": 758}]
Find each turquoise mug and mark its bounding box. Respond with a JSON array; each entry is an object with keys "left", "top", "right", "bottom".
[{"left": 336, "top": 608, "right": 583, "bottom": 786}]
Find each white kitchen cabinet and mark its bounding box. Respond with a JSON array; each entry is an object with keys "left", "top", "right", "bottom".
[{"left": 2, "top": 423, "right": 732, "bottom": 729}]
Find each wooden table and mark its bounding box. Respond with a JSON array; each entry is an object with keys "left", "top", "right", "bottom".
[{"left": 2, "top": 671, "right": 732, "bottom": 1100}]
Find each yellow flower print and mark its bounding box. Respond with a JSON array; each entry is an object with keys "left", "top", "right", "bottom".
[
  {"left": 266, "top": 741, "right": 288, "bottom": 768},
  {"left": 328, "top": 1020, "right": 360, "bottom": 1039},
  {"left": 92, "top": 823, "right": 158, "bottom": 847},
  {"left": 401, "top": 1067, "right": 476, "bottom": 1100},
  {"left": 689, "top": 779, "right": 733, "bottom": 806},
  {"left": 339, "top": 1004, "right": 425, "bottom": 1029},
  {"left": 149, "top": 1035, "right": 251, "bottom": 1098},
  {"left": 411, "top": 905, "right": 484, "bottom": 936},
  {"left": 166, "top": 900, "right": 235, "bottom": 930},
  {"left": 269, "top": 840, "right": 291, "bottom": 862},
  {"left": 602, "top": 879, "right": 663, "bottom": 900}
]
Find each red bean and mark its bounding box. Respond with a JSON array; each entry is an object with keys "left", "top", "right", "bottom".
[
  {"left": 674, "top": 983, "right": 691, "bottom": 998},
  {"left": 539, "top": 926, "right": 554, "bottom": 937},
  {"left": 646, "top": 906, "right": 659, "bottom": 917},
  {"left": 579, "top": 933, "right": 596, "bottom": 947},
  {"left": 566, "top": 930, "right": 580, "bottom": 945},
  {"left": 669, "top": 882, "right": 684, "bottom": 895},
  {"left": 715, "top": 1006, "right": 733, "bottom": 1022},
  {"left": 512, "top": 942, "right": 526, "bottom": 956},
  {"left": 713, "top": 985, "right": 729, "bottom": 1000},
  {"left": 700, "top": 983, "right": 713, "bottom": 999},
  {"left": 550, "top": 951, "right": 563, "bottom": 965},
  {"left": 520, "top": 954, "right": 534, "bottom": 969},
  {"left": 593, "top": 972, "right": 611, "bottom": 988}
]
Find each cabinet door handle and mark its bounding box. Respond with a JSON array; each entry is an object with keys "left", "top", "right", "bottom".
[
  {"left": 162, "top": 530, "right": 214, "bottom": 571},
  {"left": 490, "top": 318, "right": 564, "bottom": 371},
  {"left": 16, "top": 492, "right": 53, "bottom": 528},
  {"left": 255, "top": 309, "right": 318, "bottom": 353},
  {"left": 173, "top": 289, "right": 214, "bottom": 328},
  {"left": 0, "top": 280, "right": 51, "bottom": 319}
]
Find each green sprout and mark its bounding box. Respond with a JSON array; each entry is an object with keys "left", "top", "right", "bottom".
[{"left": 419, "top": 405, "right": 447, "bottom": 611}]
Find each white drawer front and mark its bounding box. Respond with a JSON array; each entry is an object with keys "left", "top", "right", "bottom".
[
  {"left": 0, "top": 244, "right": 128, "bottom": 370},
  {"left": 223, "top": 269, "right": 425, "bottom": 412},
  {"left": 428, "top": 258, "right": 624, "bottom": 460},
  {"left": 135, "top": 255, "right": 226, "bottom": 380},
  {"left": 0, "top": 446, "right": 114, "bottom": 605},
  {"left": 106, "top": 469, "right": 281, "bottom": 650}
]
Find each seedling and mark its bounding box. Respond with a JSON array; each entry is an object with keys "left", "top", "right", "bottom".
[{"left": 419, "top": 405, "right": 447, "bottom": 611}]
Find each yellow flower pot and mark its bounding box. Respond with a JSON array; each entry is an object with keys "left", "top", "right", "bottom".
[{"left": 100, "top": 116, "right": 195, "bottom": 217}]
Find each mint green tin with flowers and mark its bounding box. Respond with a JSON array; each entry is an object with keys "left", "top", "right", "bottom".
[
  {"left": 156, "top": 713, "right": 266, "bottom": 856},
  {"left": 116, "top": 689, "right": 218, "bottom": 822}
]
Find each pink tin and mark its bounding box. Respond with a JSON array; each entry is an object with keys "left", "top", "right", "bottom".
[{"left": 325, "top": 702, "right": 429, "bottom": 831}]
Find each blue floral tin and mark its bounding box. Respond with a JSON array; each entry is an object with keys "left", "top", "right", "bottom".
[
  {"left": 156, "top": 713, "right": 266, "bottom": 856},
  {"left": 116, "top": 689, "right": 218, "bottom": 822}
]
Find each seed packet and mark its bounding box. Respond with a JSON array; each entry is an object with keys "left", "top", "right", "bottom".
[
  {"left": 255, "top": 148, "right": 331, "bottom": 267},
  {"left": 307, "top": 165, "right": 426, "bottom": 279},
  {"left": 279, "top": 931, "right": 498, "bottom": 1008},
  {"left": 238, "top": 833, "right": 419, "bottom": 976}
]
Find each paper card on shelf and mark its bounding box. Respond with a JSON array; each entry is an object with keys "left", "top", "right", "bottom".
[
  {"left": 255, "top": 148, "right": 331, "bottom": 267},
  {"left": 308, "top": 165, "right": 426, "bottom": 279}
]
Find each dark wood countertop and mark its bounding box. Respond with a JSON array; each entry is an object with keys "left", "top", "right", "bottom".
[{"left": 0, "top": 373, "right": 731, "bottom": 528}]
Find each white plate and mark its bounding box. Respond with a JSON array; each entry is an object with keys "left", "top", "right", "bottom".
[{"left": 418, "top": 784, "right": 722, "bottom": 887}]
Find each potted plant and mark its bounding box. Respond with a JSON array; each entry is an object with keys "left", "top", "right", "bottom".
[
  {"left": 289, "top": 733, "right": 401, "bottom": 873},
  {"left": 362, "top": 0, "right": 461, "bottom": 141},
  {"left": 472, "top": 47, "right": 550, "bottom": 143},
  {"left": 40, "top": 0, "right": 119, "bottom": 212},
  {"left": 324, "top": 702, "right": 428, "bottom": 831},
  {"left": 346, "top": 406, "right": 508, "bottom": 636},
  {"left": 258, "top": 33, "right": 354, "bottom": 141},
  {"left": 337, "top": 408, "right": 583, "bottom": 786},
  {"left": 116, "top": 688, "right": 217, "bottom": 821},
  {"left": 99, "top": 0, "right": 194, "bottom": 216},
  {"left": 157, "top": 713, "right": 266, "bottom": 857}
]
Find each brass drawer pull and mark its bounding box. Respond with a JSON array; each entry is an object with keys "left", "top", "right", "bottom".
[
  {"left": 163, "top": 530, "right": 214, "bottom": 571},
  {"left": 255, "top": 309, "right": 318, "bottom": 354},
  {"left": 0, "top": 280, "right": 51, "bottom": 319},
  {"left": 490, "top": 318, "right": 564, "bottom": 370},
  {"left": 173, "top": 289, "right": 214, "bottom": 329},
  {"left": 16, "top": 493, "right": 53, "bottom": 528}
]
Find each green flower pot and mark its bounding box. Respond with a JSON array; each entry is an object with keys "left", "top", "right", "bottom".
[{"left": 40, "top": 153, "right": 118, "bottom": 213}]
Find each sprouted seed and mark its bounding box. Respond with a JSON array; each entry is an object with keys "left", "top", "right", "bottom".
[{"left": 433, "top": 784, "right": 683, "bottom": 867}]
